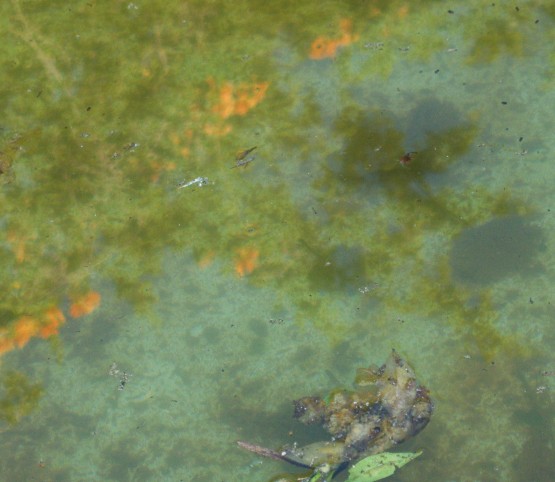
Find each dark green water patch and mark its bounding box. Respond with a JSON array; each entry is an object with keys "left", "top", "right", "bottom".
[
  {"left": 324, "top": 100, "right": 478, "bottom": 207},
  {"left": 403, "top": 98, "right": 466, "bottom": 151},
  {"left": 307, "top": 245, "right": 367, "bottom": 293},
  {"left": 450, "top": 216, "right": 545, "bottom": 285}
]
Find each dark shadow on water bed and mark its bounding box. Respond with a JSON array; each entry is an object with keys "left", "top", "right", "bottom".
[{"left": 450, "top": 215, "right": 545, "bottom": 285}]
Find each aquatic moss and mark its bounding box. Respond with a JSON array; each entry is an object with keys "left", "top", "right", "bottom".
[
  {"left": 0, "top": 371, "right": 43, "bottom": 425},
  {"left": 0, "top": 0, "right": 547, "bottom": 363}
]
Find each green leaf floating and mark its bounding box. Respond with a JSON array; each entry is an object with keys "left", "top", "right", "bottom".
[{"left": 345, "top": 451, "right": 422, "bottom": 482}]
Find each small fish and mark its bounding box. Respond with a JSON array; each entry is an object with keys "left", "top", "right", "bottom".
[
  {"left": 231, "top": 146, "right": 257, "bottom": 169},
  {"left": 177, "top": 176, "right": 209, "bottom": 189},
  {"left": 235, "top": 146, "right": 257, "bottom": 161}
]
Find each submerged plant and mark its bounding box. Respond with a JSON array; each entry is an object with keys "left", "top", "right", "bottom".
[
  {"left": 305, "top": 451, "right": 421, "bottom": 482},
  {"left": 238, "top": 351, "right": 433, "bottom": 481}
]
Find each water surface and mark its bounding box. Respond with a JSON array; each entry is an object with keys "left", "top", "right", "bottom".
[{"left": 1, "top": 1, "right": 555, "bottom": 480}]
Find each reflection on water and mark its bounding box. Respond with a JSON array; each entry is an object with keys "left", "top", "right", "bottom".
[{"left": 1, "top": 0, "right": 555, "bottom": 480}]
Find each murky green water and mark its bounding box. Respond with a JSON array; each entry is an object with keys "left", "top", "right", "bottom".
[{"left": 1, "top": 1, "right": 554, "bottom": 480}]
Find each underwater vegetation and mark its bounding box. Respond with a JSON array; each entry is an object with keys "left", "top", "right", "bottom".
[
  {"left": 0, "top": 1, "right": 553, "bottom": 482},
  {"left": 0, "top": 0, "right": 550, "bottom": 388},
  {"left": 238, "top": 351, "right": 433, "bottom": 481},
  {"left": 0, "top": 371, "right": 42, "bottom": 425}
]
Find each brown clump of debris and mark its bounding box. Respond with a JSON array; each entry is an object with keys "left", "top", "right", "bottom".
[{"left": 238, "top": 350, "right": 433, "bottom": 472}]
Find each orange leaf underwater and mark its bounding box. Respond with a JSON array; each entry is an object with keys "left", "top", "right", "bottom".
[
  {"left": 0, "top": 291, "right": 100, "bottom": 358},
  {"left": 69, "top": 291, "right": 101, "bottom": 318},
  {"left": 235, "top": 247, "right": 259, "bottom": 277},
  {"left": 210, "top": 80, "right": 270, "bottom": 119},
  {"left": 309, "top": 19, "right": 359, "bottom": 60}
]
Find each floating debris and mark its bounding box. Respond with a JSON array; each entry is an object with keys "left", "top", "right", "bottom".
[
  {"left": 237, "top": 350, "right": 433, "bottom": 480},
  {"left": 108, "top": 362, "right": 132, "bottom": 391},
  {"left": 358, "top": 284, "right": 379, "bottom": 294},
  {"left": 399, "top": 151, "right": 417, "bottom": 166},
  {"left": 364, "top": 41, "right": 384, "bottom": 50},
  {"left": 177, "top": 176, "right": 209, "bottom": 190},
  {"left": 123, "top": 142, "right": 140, "bottom": 151}
]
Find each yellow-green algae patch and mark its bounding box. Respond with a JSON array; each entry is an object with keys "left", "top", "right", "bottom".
[
  {"left": 0, "top": 0, "right": 548, "bottom": 364},
  {"left": 0, "top": 371, "right": 43, "bottom": 425},
  {"left": 0, "top": 2, "right": 553, "bottom": 482}
]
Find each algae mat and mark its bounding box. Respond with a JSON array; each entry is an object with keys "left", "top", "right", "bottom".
[{"left": 1, "top": 1, "right": 555, "bottom": 480}]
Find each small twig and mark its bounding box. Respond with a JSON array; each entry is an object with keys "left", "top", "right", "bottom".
[{"left": 236, "top": 440, "right": 313, "bottom": 469}]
